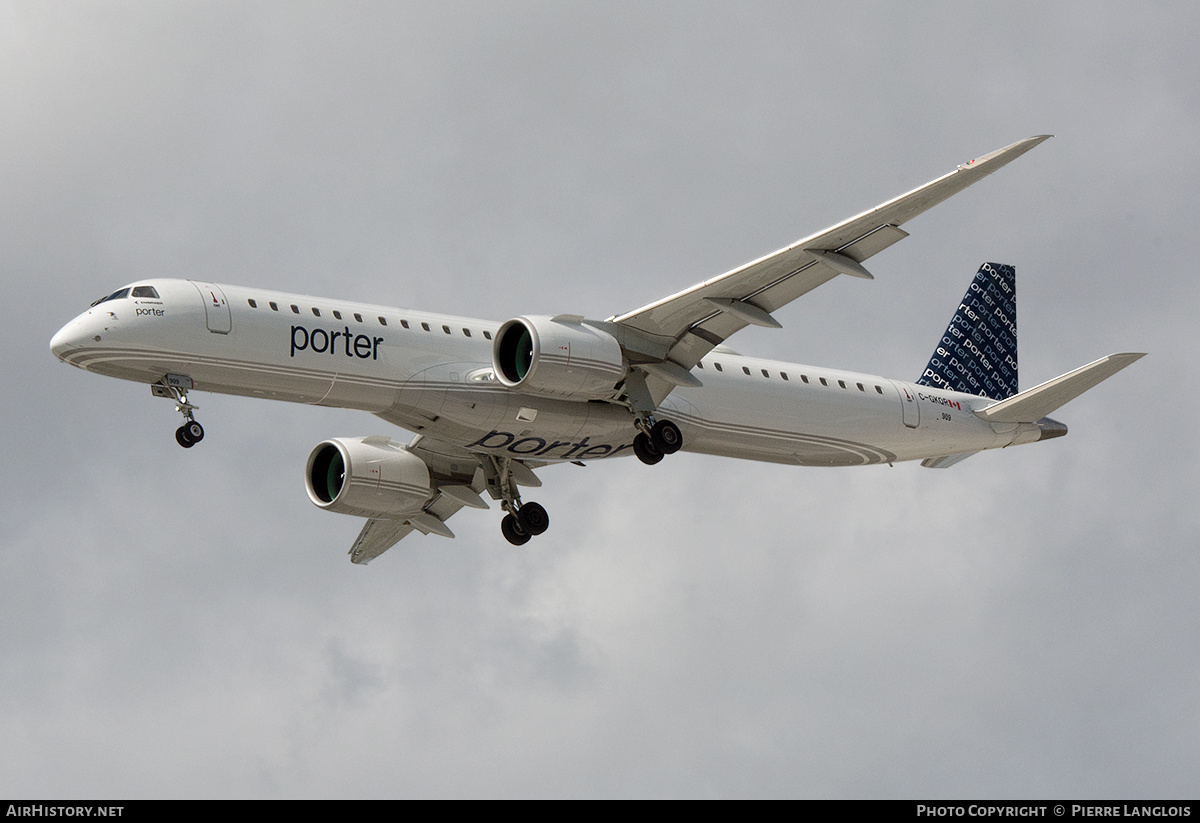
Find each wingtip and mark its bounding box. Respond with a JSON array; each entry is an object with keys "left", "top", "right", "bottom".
[
  {"left": 1014, "top": 134, "right": 1053, "bottom": 148},
  {"left": 1109, "top": 351, "right": 1148, "bottom": 365},
  {"left": 961, "top": 134, "right": 1052, "bottom": 170}
]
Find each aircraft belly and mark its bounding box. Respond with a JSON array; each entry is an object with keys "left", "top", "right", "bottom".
[
  {"left": 163, "top": 339, "right": 398, "bottom": 409},
  {"left": 380, "top": 391, "right": 639, "bottom": 462},
  {"left": 672, "top": 380, "right": 903, "bottom": 466}
]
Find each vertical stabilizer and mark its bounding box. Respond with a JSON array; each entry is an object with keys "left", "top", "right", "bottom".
[{"left": 917, "top": 262, "right": 1018, "bottom": 399}]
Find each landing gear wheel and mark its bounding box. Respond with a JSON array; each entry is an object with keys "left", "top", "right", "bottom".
[
  {"left": 158, "top": 379, "right": 204, "bottom": 449},
  {"left": 175, "top": 426, "right": 195, "bottom": 448},
  {"left": 501, "top": 513, "right": 532, "bottom": 546},
  {"left": 651, "top": 420, "right": 683, "bottom": 454},
  {"left": 517, "top": 502, "right": 550, "bottom": 536},
  {"left": 633, "top": 432, "right": 663, "bottom": 465}
]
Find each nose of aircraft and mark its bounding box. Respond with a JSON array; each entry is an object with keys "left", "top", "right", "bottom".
[{"left": 50, "top": 315, "right": 93, "bottom": 362}]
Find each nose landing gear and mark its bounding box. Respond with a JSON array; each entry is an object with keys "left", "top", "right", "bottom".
[
  {"left": 153, "top": 376, "right": 205, "bottom": 448},
  {"left": 175, "top": 419, "right": 205, "bottom": 448}
]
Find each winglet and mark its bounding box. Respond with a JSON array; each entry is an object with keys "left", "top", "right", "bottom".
[{"left": 976, "top": 352, "right": 1145, "bottom": 423}]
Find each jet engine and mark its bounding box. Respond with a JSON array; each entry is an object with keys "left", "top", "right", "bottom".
[
  {"left": 492, "top": 315, "right": 627, "bottom": 400},
  {"left": 305, "top": 437, "right": 435, "bottom": 519}
]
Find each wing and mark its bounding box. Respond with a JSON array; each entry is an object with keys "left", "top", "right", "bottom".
[
  {"left": 344, "top": 434, "right": 491, "bottom": 564},
  {"left": 344, "top": 433, "right": 543, "bottom": 564},
  {"left": 347, "top": 482, "right": 481, "bottom": 564},
  {"left": 347, "top": 482, "right": 475, "bottom": 564},
  {"left": 348, "top": 518, "right": 416, "bottom": 564},
  {"left": 609, "top": 136, "right": 1051, "bottom": 401}
]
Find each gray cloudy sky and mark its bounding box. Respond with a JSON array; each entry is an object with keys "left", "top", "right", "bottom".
[{"left": 3, "top": 1, "right": 1196, "bottom": 798}]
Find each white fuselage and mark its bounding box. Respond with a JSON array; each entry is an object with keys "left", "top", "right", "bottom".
[{"left": 50, "top": 279, "right": 1038, "bottom": 467}]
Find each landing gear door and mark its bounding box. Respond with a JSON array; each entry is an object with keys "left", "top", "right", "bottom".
[
  {"left": 889, "top": 379, "right": 920, "bottom": 428},
  {"left": 191, "top": 282, "right": 232, "bottom": 334}
]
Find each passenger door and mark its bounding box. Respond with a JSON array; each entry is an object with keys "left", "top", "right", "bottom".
[{"left": 191, "top": 282, "right": 231, "bottom": 334}]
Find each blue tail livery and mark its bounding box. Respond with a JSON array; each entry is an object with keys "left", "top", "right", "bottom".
[{"left": 918, "top": 262, "right": 1018, "bottom": 399}]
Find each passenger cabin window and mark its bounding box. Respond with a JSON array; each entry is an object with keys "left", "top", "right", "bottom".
[
  {"left": 269, "top": 302, "right": 279, "bottom": 311},
  {"left": 291, "top": 305, "right": 300, "bottom": 314},
  {"left": 353, "top": 313, "right": 363, "bottom": 322},
  {"left": 247, "top": 299, "right": 257, "bottom": 308},
  {"left": 333, "top": 310, "right": 342, "bottom": 320},
  {"left": 442, "top": 325, "right": 451, "bottom": 334},
  {"left": 462, "top": 328, "right": 472, "bottom": 337},
  {"left": 714, "top": 362, "right": 723, "bottom": 372},
  {"left": 312, "top": 308, "right": 321, "bottom": 317},
  {"left": 377, "top": 316, "right": 388, "bottom": 326},
  {"left": 483, "top": 330, "right": 492, "bottom": 340},
  {"left": 742, "top": 366, "right": 751, "bottom": 375},
  {"left": 781, "top": 372, "right": 789, "bottom": 381},
  {"left": 131, "top": 286, "right": 159, "bottom": 298},
  {"left": 421, "top": 322, "right": 431, "bottom": 332}
]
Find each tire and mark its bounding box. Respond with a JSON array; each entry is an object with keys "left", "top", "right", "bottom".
[
  {"left": 517, "top": 502, "right": 550, "bottom": 536},
  {"left": 501, "top": 513, "right": 532, "bottom": 546},
  {"left": 184, "top": 420, "right": 204, "bottom": 443},
  {"left": 175, "top": 426, "right": 194, "bottom": 448},
  {"left": 633, "top": 432, "right": 663, "bottom": 465},
  {"left": 651, "top": 420, "right": 682, "bottom": 454}
]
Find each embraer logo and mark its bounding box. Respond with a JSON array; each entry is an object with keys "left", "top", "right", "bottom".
[{"left": 290, "top": 325, "right": 383, "bottom": 360}]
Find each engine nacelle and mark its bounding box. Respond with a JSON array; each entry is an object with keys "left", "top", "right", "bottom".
[
  {"left": 305, "top": 437, "right": 434, "bottom": 519},
  {"left": 492, "top": 315, "right": 627, "bottom": 400}
]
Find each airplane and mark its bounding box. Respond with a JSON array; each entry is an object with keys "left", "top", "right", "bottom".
[{"left": 50, "top": 135, "right": 1144, "bottom": 563}]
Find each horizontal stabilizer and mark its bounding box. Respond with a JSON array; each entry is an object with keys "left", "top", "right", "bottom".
[{"left": 976, "top": 352, "right": 1146, "bottom": 423}]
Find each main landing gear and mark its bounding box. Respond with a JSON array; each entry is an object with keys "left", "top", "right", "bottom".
[
  {"left": 500, "top": 502, "right": 550, "bottom": 546},
  {"left": 483, "top": 455, "right": 552, "bottom": 546},
  {"left": 633, "top": 417, "right": 682, "bottom": 466},
  {"left": 620, "top": 369, "right": 684, "bottom": 466}
]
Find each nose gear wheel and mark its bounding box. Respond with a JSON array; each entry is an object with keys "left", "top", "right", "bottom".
[{"left": 156, "top": 378, "right": 205, "bottom": 449}]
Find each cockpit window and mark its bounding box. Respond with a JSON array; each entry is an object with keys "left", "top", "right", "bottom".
[
  {"left": 90, "top": 288, "right": 130, "bottom": 307},
  {"left": 131, "top": 286, "right": 159, "bottom": 298}
]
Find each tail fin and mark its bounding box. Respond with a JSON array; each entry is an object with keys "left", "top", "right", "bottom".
[{"left": 917, "top": 262, "right": 1018, "bottom": 399}]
